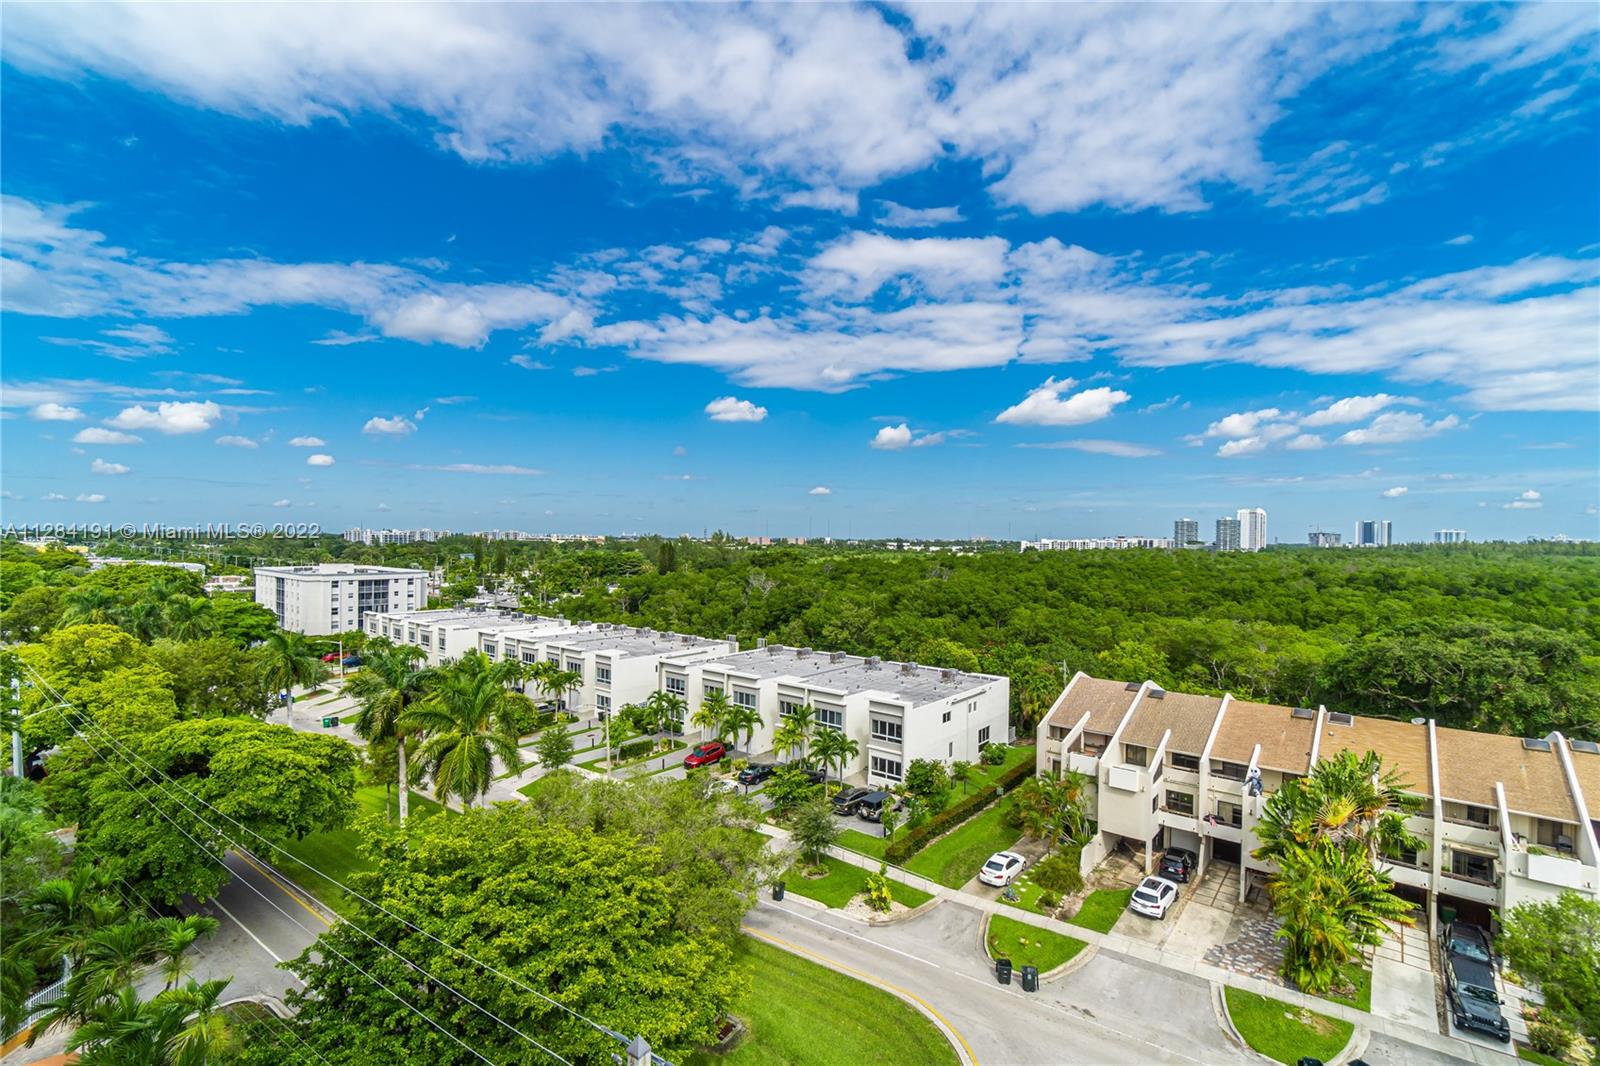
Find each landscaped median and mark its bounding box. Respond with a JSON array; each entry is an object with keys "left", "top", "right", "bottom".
[
  {"left": 1221, "top": 987, "right": 1354, "bottom": 1066},
  {"left": 983, "top": 914, "right": 1087, "bottom": 974},
  {"left": 783, "top": 855, "right": 932, "bottom": 911}
]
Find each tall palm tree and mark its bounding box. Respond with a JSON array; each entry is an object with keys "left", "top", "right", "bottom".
[
  {"left": 773, "top": 703, "right": 816, "bottom": 764},
  {"left": 67, "top": 977, "right": 235, "bottom": 1066},
  {"left": 161, "top": 596, "right": 215, "bottom": 642},
  {"left": 346, "top": 642, "right": 432, "bottom": 824},
  {"left": 692, "top": 690, "right": 731, "bottom": 744},
  {"left": 257, "top": 631, "right": 327, "bottom": 719},
  {"left": 60, "top": 588, "right": 119, "bottom": 627},
  {"left": 645, "top": 689, "right": 687, "bottom": 737},
  {"left": 114, "top": 600, "right": 166, "bottom": 643},
  {"left": 811, "top": 728, "right": 859, "bottom": 786},
  {"left": 23, "top": 867, "right": 124, "bottom": 972},
  {"left": 1254, "top": 749, "right": 1420, "bottom": 866},
  {"left": 401, "top": 652, "right": 525, "bottom": 808},
  {"left": 718, "top": 702, "right": 762, "bottom": 753},
  {"left": 153, "top": 915, "right": 218, "bottom": 992},
  {"left": 1016, "top": 771, "right": 1091, "bottom": 852}
]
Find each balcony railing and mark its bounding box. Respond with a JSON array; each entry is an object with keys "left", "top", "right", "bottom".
[{"left": 1443, "top": 815, "right": 1497, "bottom": 831}]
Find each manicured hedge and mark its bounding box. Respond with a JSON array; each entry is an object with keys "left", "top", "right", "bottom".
[
  {"left": 617, "top": 737, "right": 656, "bottom": 761},
  {"left": 884, "top": 758, "right": 1034, "bottom": 865}
]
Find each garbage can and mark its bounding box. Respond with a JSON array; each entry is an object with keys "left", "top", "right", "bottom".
[
  {"left": 995, "top": 958, "right": 1013, "bottom": 985},
  {"left": 1020, "top": 965, "right": 1039, "bottom": 993},
  {"left": 772, "top": 881, "right": 786, "bottom": 901},
  {"left": 321, "top": 716, "right": 339, "bottom": 728}
]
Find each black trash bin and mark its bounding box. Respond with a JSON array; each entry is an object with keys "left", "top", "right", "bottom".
[
  {"left": 1020, "top": 965, "right": 1039, "bottom": 993},
  {"left": 995, "top": 958, "right": 1013, "bottom": 985},
  {"left": 772, "top": 881, "right": 786, "bottom": 901}
]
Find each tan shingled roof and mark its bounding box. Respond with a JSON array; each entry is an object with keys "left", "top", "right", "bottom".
[
  {"left": 1121, "top": 691, "right": 1222, "bottom": 756},
  {"left": 1567, "top": 744, "right": 1600, "bottom": 822},
  {"left": 1320, "top": 715, "right": 1433, "bottom": 797},
  {"left": 1435, "top": 727, "right": 1579, "bottom": 822},
  {"left": 1210, "top": 699, "right": 1315, "bottom": 774},
  {"left": 1047, "top": 675, "right": 1140, "bottom": 735}
]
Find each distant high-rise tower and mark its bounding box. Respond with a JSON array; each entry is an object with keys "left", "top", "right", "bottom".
[
  {"left": 1174, "top": 518, "right": 1200, "bottom": 547},
  {"left": 1215, "top": 517, "right": 1241, "bottom": 552},
  {"left": 1357, "top": 519, "right": 1393, "bottom": 548},
  {"left": 1308, "top": 530, "right": 1342, "bottom": 548},
  {"left": 1433, "top": 529, "right": 1467, "bottom": 545},
  {"left": 1236, "top": 508, "right": 1267, "bottom": 552}
]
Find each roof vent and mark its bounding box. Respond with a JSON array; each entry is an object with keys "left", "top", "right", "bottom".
[
  {"left": 830, "top": 651, "right": 846, "bottom": 663},
  {"left": 726, "top": 633, "right": 738, "bottom": 646},
  {"left": 1522, "top": 737, "right": 1552, "bottom": 752},
  {"left": 756, "top": 637, "right": 767, "bottom": 649},
  {"left": 1410, "top": 717, "right": 1427, "bottom": 725},
  {"left": 940, "top": 668, "right": 956, "bottom": 683},
  {"left": 1125, "top": 682, "right": 1142, "bottom": 692},
  {"left": 797, "top": 647, "right": 812, "bottom": 658},
  {"left": 1147, "top": 687, "right": 1166, "bottom": 699},
  {"left": 1570, "top": 739, "right": 1599, "bottom": 755},
  {"left": 1290, "top": 707, "right": 1316, "bottom": 720},
  {"left": 865, "top": 656, "right": 880, "bottom": 668},
  {"left": 767, "top": 643, "right": 784, "bottom": 655},
  {"left": 1327, "top": 712, "right": 1354, "bottom": 727},
  {"left": 900, "top": 661, "right": 917, "bottom": 675}
]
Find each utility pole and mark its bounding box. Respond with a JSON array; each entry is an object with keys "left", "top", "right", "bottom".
[{"left": 9, "top": 677, "right": 22, "bottom": 778}]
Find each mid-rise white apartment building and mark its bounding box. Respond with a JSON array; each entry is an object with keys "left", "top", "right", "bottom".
[
  {"left": 1236, "top": 508, "right": 1267, "bottom": 552},
  {"left": 1434, "top": 529, "right": 1468, "bottom": 545},
  {"left": 255, "top": 563, "right": 427, "bottom": 634},
  {"left": 1358, "top": 519, "right": 1394, "bottom": 547},
  {"left": 661, "top": 642, "right": 1010, "bottom": 787},
  {"left": 1037, "top": 673, "right": 1600, "bottom": 931},
  {"left": 1021, "top": 537, "right": 1174, "bottom": 551}
]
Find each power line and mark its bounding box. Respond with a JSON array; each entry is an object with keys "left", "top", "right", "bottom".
[
  {"left": 25, "top": 664, "right": 634, "bottom": 1057},
  {"left": 36, "top": 699, "right": 513, "bottom": 1066}
]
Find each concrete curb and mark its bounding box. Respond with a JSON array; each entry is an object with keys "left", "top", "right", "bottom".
[
  {"left": 1214, "top": 980, "right": 1371, "bottom": 1066},
  {"left": 979, "top": 909, "right": 1099, "bottom": 986}
]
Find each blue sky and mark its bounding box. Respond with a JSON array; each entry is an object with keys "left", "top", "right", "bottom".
[{"left": 2, "top": 4, "right": 1596, "bottom": 542}]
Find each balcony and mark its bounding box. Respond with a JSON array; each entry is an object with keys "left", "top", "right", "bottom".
[
  {"left": 1067, "top": 751, "right": 1101, "bottom": 777},
  {"left": 1522, "top": 849, "right": 1598, "bottom": 892},
  {"left": 1441, "top": 818, "right": 1500, "bottom": 850}
]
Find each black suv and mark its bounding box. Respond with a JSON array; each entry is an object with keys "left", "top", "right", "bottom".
[
  {"left": 798, "top": 767, "right": 827, "bottom": 785},
  {"left": 855, "top": 790, "right": 899, "bottom": 822},
  {"left": 1158, "top": 848, "right": 1197, "bottom": 884},
  {"left": 1445, "top": 956, "right": 1509, "bottom": 1042},
  {"left": 1439, "top": 921, "right": 1494, "bottom": 966},
  {"left": 831, "top": 786, "right": 873, "bottom": 815},
  {"left": 735, "top": 763, "right": 776, "bottom": 786}
]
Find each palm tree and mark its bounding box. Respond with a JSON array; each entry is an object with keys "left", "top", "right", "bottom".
[
  {"left": 1016, "top": 771, "right": 1092, "bottom": 852},
  {"left": 67, "top": 977, "right": 234, "bottom": 1066},
  {"left": 719, "top": 702, "right": 762, "bottom": 754},
  {"left": 401, "top": 652, "right": 525, "bottom": 808},
  {"left": 811, "top": 728, "right": 859, "bottom": 786},
  {"left": 23, "top": 867, "right": 124, "bottom": 972},
  {"left": 257, "top": 631, "right": 327, "bottom": 719},
  {"left": 346, "top": 642, "right": 432, "bottom": 824},
  {"left": 692, "top": 690, "right": 730, "bottom": 744},
  {"left": 773, "top": 704, "right": 816, "bottom": 765},
  {"left": 114, "top": 600, "right": 166, "bottom": 643},
  {"left": 161, "top": 596, "right": 215, "bottom": 642},
  {"left": 1254, "top": 749, "right": 1421, "bottom": 867},
  {"left": 645, "top": 689, "right": 687, "bottom": 737},
  {"left": 60, "top": 587, "right": 119, "bottom": 627},
  {"left": 153, "top": 915, "right": 218, "bottom": 992}
]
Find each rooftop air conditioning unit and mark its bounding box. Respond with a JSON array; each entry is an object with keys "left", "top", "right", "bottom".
[
  {"left": 757, "top": 638, "right": 767, "bottom": 649},
  {"left": 940, "top": 668, "right": 956, "bottom": 683},
  {"left": 865, "top": 656, "right": 880, "bottom": 668},
  {"left": 900, "top": 662, "right": 917, "bottom": 676},
  {"left": 830, "top": 651, "right": 845, "bottom": 663},
  {"left": 797, "top": 647, "right": 812, "bottom": 658}
]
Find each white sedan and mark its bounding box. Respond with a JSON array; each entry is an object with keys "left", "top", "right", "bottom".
[
  {"left": 1128, "top": 876, "right": 1180, "bottom": 919},
  {"left": 978, "top": 851, "right": 1027, "bottom": 887}
]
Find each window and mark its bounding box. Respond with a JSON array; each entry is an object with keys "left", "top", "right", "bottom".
[
  {"left": 870, "top": 755, "right": 903, "bottom": 781},
  {"left": 596, "top": 665, "right": 612, "bottom": 684},
  {"left": 1215, "top": 802, "right": 1243, "bottom": 828},
  {"left": 1462, "top": 804, "right": 1493, "bottom": 827},
  {"left": 734, "top": 690, "right": 756, "bottom": 709},
  {"left": 484, "top": 645, "right": 498, "bottom": 660},
  {"left": 419, "top": 633, "right": 430, "bottom": 649},
  {"left": 704, "top": 683, "right": 723, "bottom": 698},
  {"left": 566, "top": 661, "right": 583, "bottom": 678},
  {"left": 1450, "top": 850, "right": 1494, "bottom": 884},
  {"left": 978, "top": 725, "right": 991, "bottom": 746},
  {"left": 1123, "top": 744, "right": 1148, "bottom": 767},
  {"left": 438, "top": 633, "right": 447, "bottom": 652},
  {"left": 522, "top": 650, "right": 538, "bottom": 664},
  {"left": 1211, "top": 760, "right": 1247, "bottom": 782},
  {"left": 942, "top": 710, "right": 951, "bottom": 724},
  {"left": 778, "top": 699, "right": 802, "bottom": 719},
  {"left": 596, "top": 694, "right": 611, "bottom": 713},
  {"left": 870, "top": 718, "right": 903, "bottom": 743},
  {"left": 1169, "top": 752, "right": 1200, "bottom": 772},
  {"left": 815, "top": 706, "right": 843, "bottom": 732},
  {"left": 665, "top": 676, "right": 686, "bottom": 695},
  {"left": 1165, "top": 791, "right": 1195, "bottom": 816},
  {"left": 547, "top": 653, "right": 560, "bottom": 666}
]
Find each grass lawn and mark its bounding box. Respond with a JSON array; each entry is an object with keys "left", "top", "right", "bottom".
[
  {"left": 1321, "top": 964, "right": 1373, "bottom": 1012},
  {"left": 984, "top": 914, "right": 1087, "bottom": 972},
  {"left": 685, "top": 937, "right": 958, "bottom": 1066},
  {"left": 958, "top": 745, "right": 1035, "bottom": 791},
  {"left": 783, "top": 856, "right": 933, "bottom": 910},
  {"left": 577, "top": 743, "right": 687, "bottom": 773},
  {"left": 1066, "top": 888, "right": 1134, "bottom": 934},
  {"left": 903, "top": 794, "right": 1024, "bottom": 888},
  {"left": 998, "top": 873, "right": 1052, "bottom": 914},
  {"left": 273, "top": 785, "right": 445, "bottom": 917},
  {"left": 1223, "top": 988, "right": 1353, "bottom": 1066},
  {"left": 835, "top": 826, "right": 903, "bottom": 859},
  {"left": 1517, "top": 1049, "right": 1569, "bottom": 1066}
]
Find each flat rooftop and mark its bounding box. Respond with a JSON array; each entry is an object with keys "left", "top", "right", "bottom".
[
  {"left": 545, "top": 625, "right": 726, "bottom": 659},
  {"left": 257, "top": 563, "right": 425, "bottom": 576},
  {"left": 378, "top": 609, "right": 572, "bottom": 635},
  {"left": 689, "top": 646, "right": 859, "bottom": 682},
  {"left": 693, "top": 645, "right": 1000, "bottom": 704}
]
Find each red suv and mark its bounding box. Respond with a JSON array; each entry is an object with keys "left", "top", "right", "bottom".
[{"left": 684, "top": 741, "right": 727, "bottom": 768}]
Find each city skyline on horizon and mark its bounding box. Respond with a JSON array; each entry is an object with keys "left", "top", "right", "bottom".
[{"left": 2, "top": 6, "right": 1596, "bottom": 539}]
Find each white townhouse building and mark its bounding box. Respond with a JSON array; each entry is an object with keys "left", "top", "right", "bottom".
[
  {"left": 662, "top": 642, "right": 1011, "bottom": 787},
  {"left": 256, "top": 563, "right": 428, "bottom": 634},
  {"left": 1037, "top": 673, "right": 1600, "bottom": 932}
]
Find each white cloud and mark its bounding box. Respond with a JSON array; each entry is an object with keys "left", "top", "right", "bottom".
[
  {"left": 1503, "top": 498, "right": 1542, "bottom": 510},
  {"left": 72, "top": 427, "right": 141, "bottom": 445},
  {"left": 1382, "top": 486, "right": 1409, "bottom": 498},
  {"left": 306, "top": 453, "right": 335, "bottom": 466},
  {"left": 75, "top": 493, "right": 106, "bottom": 503},
  {"left": 363, "top": 415, "right": 417, "bottom": 436},
  {"left": 1445, "top": 234, "right": 1475, "bottom": 246},
  {"left": 271, "top": 498, "right": 291, "bottom": 507},
  {"left": 808, "top": 485, "right": 832, "bottom": 495},
  {"left": 809, "top": 232, "right": 1008, "bottom": 301},
  {"left": 994, "top": 379, "right": 1130, "bottom": 427},
  {"left": 876, "top": 202, "right": 964, "bottom": 228},
  {"left": 1286, "top": 433, "right": 1326, "bottom": 451},
  {"left": 287, "top": 435, "right": 326, "bottom": 447},
  {"left": 705, "top": 396, "right": 768, "bottom": 423},
  {"left": 1216, "top": 436, "right": 1269, "bottom": 458},
  {"left": 871, "top": 424, "right": 913, "bottom": 450},
  {"left": 406, "top": 463, "right": 542, "bottom": 475},
  {"left": 571, "top": 365, "right": 617, "bottom": 377},
  {"left": 413, "top": 407, "right": 429, "bottom": 421},
  {"left": 1336, "top": 412, "right": 1461, "bottom": 446},
  {"left": 30, "top": 402, "right": 83, "bottom": 421},
  {"left": 509, "top": 354, "right": 552, "bottom": 370},
  {"left": 90, "top": 458, "right": 129, "bottom": 475},
  {"left": 215, "top": 435, "right": 257, "bottom": 448},
  {"left": 1015, "top": 439, "right": 1159, "bottom": 458},
  {"left": 41, "top": 492, "right": 67, "bottom": 501},
  {"left": 107, "top": 400, "right": 221, "bottom": 434},
  {"left": 1300, "top": 394, "right": 1417, "bottom": 427},
  {"left": 311, "top": 330, "right": 377, "bottom": 346},
  {"left": 1139, "top": 395, "right": 1181, "bottom": 414},
  {"left": 1201, "top": 408, "right": 1283, "bottom": 439},
  {"left": 1519, "top": 489, "right": 1542, "bottom": 501}
]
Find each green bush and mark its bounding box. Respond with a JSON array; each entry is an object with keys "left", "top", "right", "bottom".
[
  {"left": 981, "top": 742, "right": 1008, "bottom": 765},
  {"left": 1527, "top": 1015, "right": 1575, "bottom": 1059},
  {"left": 1038, "top": 890, "right": 1060, "bottom": 912},
  {"left": 617, "top": 737, "right": 655, "bottom": 761},
  {"left": 865, "top": 865, "right": 894, "bottom": 913},
  {"left": 884, "top": 759, "right": 1033, "bottom": 865},
  {"left": 1032, "top": 850, "right": 1083, "bottom": 895}
]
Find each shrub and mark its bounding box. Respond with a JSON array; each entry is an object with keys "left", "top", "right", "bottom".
[
  {"left": 617, "top": 737, "right": 655, "bottom": 761},
  {"left": 1032, "top": 850, "right": 1083, "bottom": 895},
  {"left": 1528, "top": 1015, "right": 1575, "bottom": 1059},
  {"left": 981, "top": 742, "right": 1009, "bottom": 766},
  {"left": 884, "top": 758, "right": 1033, "bottom": 865},
  {"left": 1038, "top": 890, "right": 1060, "bottom": 912},
  {"left": 504, "top": 697, "right": 540, "bottom": 737},
  {"left": 903, "top": 758, "right": 951, "bottom": 813},
  {"left": 864, "top": 865, "right": 894, "bottom": 913}
]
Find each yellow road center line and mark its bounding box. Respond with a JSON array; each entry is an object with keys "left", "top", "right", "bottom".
[{"left": 234, "top": 850, "right": 333, "bottom": 928}]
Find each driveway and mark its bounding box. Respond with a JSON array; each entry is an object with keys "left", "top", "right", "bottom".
[{"left": 1373, "top": 918, "right": 1439, "bottom": 1033}]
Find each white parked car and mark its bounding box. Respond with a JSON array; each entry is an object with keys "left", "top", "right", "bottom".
[
  {"left": 978, "top": 851, "right": 1027, "bottom": 887},
  {"left": 1128, "top": 876, "right": 1180, "bottom": 919}
]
